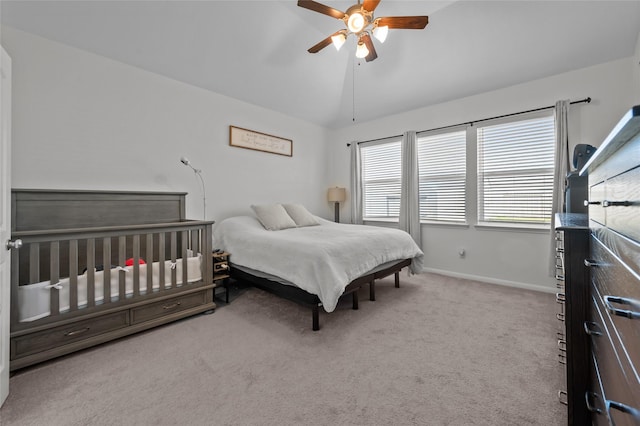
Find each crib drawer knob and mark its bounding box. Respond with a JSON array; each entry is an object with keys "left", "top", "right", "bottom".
[{"left": 5, "top": 239, "right": 22, "bottom": 250}]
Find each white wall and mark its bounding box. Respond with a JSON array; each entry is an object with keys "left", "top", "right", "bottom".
[
  {"left": 634, "top": 30, "right": 640, "bottom": 104},
  {"left": 2, "top": 26, "right": 332, "bottom": 227},
  {"left": 327, "top": 57, "right": 636, "bottom": 292}
]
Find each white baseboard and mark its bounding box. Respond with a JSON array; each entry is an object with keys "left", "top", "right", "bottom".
[{"left": 421, "top": 267, "right": 557, "bottom": 294}]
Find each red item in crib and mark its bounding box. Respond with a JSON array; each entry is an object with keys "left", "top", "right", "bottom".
[{"left": 125, "top": 258, "right": 146, "bottom": 266}]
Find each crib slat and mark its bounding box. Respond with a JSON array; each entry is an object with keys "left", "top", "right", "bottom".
[
  {"left": 87, "top": 238, "right": 95, "bottom": 308},
  {"left": 103, "top": 237, "right": 111, "bottom": 302},
  {"left": 159, "top": 232, "right": 165, "bottom": 291},
  {"left": 50, "top": 241, "right": 60, "bottom": 316},
  {"left": 69, "top": 240, "right": 78, "bottom": 311},
  {"left": 118, "top": 236, "right": 126, "bottom": 299},
  {"left": 29, "top": 242, "right": 39, "bottom": 284},
  {"left": 181, "top": 230, "right": 188, "bottom": 287},
  {"left": 133, "top": 234, "right": 140, "bottom": 296},
  {"left": 170, "top": 231, "right": 177, "bottom": 288},
  {"left": 146, "top": 233, "right": 153, "bottom": 293}
]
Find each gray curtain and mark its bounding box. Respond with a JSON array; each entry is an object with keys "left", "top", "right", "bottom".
[
  {"left": 399, "top": 131, "right": 421, "bottom": 245},
  {"left": 549, "top": 99, "right": 570, "bottom": 275},
  {"left": 349, "top": 142, "right": 363, "bottom": 225}
]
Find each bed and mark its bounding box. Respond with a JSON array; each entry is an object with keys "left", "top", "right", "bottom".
[
  {"left": 9, "top": 189, "right": 215, "bottom": 371},
  {"left": 213, "top": 206, "right": 424, "bottom": 330}
]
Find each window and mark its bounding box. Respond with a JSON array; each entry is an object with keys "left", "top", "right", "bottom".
[
  {"left": 477, "top": 113, "right": 555, "bottom": 226},
  {"left": 361, "top": 138, "right": 402, "bottom": 220},
  {"left": 417, "top": 129, "right": 466, "bottom": 223}
]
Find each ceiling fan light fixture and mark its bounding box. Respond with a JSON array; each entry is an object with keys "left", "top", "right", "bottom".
[
  {"left": 331, "top": 32, "right": 347, "bottom": 51},
  {"left": 347, "top": 11, "right": 366, "bottom": 33},
  {"left": 298, "top": 0, "right": 429, "bottom": 62},
  {"left": 373, "top": 25, "right": 388, "bottom": 43},
  {"left": 355, "top": 40, "right": 369, "bottom": 58}
]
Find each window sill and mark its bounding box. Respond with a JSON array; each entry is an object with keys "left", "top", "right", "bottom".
[
  {"left": 421, "top": 220, "right": 469, "bottom": 228},
  {"left": 363, "top": 218, "right": 399, "bottom": 224},
  {"left": 475, "top": 222, "right": 550, "bottom": 233}
]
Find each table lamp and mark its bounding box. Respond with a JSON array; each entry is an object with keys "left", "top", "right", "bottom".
[{"left": 327, "top": 187, "right": 346, "bottom": 222}]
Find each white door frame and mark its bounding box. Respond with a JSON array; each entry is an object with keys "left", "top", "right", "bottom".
[{"left": 1, "top": 45, "right": 13, "bottom": 406}]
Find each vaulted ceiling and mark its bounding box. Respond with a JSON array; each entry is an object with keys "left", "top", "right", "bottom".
[{"left": 2, "top": 1, "right": 640, "bottom": 129}]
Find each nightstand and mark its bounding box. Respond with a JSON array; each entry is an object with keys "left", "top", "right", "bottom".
[{"left": 213, "top": 251, "right": 230, "bottom": 303}]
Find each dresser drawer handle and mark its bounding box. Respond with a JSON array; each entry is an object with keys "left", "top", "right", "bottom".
[
  {"left": 555, "top": 274, "right": 565, "bottom": 281},
  {"left": 163, "top": 302, "right": 182, "bottom": 310},
  {"left": 557, "top": 353, "right": 566, "bottom": 365},
  {"left": 558, "top": 390, "right": 568, "bottom": 405},
  {"left": 584, "top": 200, "right": 602, "bottom": 206},
  {"left": 584, "top": 259, "right": 600, "bottom": 267},
  {"left": 607, "top": 400, "right": 640, "bottom": 420},
  {"left": 556, "top": 313, "right": 565, "bottom": 321},
  {"left": 64, "top": 327, "right": 90, "bottom": 337},
  {"left": 604, "top": 295, "right": 640, "bottom": 320},
  {"left": 585, "top": 391, "right": 603, "bottom": 414},
  {"left": 602, "top": 200, "right": 632, "bottom": 208},
  {"left": 583, "top": 321, "right": 603, "bottom": 337},
  {"left": 556, "top": 293, "right": 565, "bottom": 303}
]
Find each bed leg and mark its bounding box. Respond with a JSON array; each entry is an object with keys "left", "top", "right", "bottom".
[
  {"left": 369, "top": 280, "right": 376, "bottom": 301},
  {"left": 395, "top": 271, "right": 400, "bottom": 288},
  {"left": 312, "top": 305, "right": 320, "bottom": 331},
  {"left": 352, "top": 291, "right": 359, "bottom": 310}
]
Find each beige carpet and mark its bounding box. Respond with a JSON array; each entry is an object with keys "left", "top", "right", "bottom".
[{"left": 0, "top": 272, "right": 566, "bottom": 425}]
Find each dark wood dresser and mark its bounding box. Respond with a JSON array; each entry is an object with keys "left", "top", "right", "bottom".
[
  {"left": 555, "top": 212, "right": 590, "bottom": 425},
  {"left": 582, "top": 105, "right": 640, "bottom": 425}
]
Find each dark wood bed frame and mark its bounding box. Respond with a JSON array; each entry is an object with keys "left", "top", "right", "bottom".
[{"left": 232, "top": 258, "right": 412, "bottom": 331}]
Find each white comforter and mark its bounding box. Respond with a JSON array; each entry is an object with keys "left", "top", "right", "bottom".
[{"left": 213, "top": 216, "right": 424, "bottom": 312}]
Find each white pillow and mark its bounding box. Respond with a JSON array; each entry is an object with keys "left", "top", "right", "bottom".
[
  {"left": 251, "top": 204, "right": 297, "bottom": 231},
  {"left": 282, "top": 204, "right": 319, "bottom": 227}
]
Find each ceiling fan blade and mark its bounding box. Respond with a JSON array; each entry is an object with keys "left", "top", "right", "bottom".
[
  {"left": 308, "top": 31, "right": 342, "bottom": 53},
  {"left": 362, "top": 0, "right": 381, "bottom": 12},
  {"left": 377, "top": 16, "right": 429, "bottom": 29},
  {"left": 361, "top": 33, "right": 378, "bottom": 62},
  {"left": 297, "top": 0, "right": 345, "bottom": 20}
]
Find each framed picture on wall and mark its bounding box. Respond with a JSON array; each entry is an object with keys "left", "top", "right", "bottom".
[{"left": 229, "top": 125, "right": 293, "bottom": 157}]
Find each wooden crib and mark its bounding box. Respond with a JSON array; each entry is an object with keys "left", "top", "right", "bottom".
[{"left": 9, "top": 189, "right": 215, "bottom": 371}]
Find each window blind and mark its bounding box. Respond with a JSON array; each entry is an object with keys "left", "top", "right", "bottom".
[
  {"left": 361, "top": 139, "right": 402, "bottom": 220},
  {"left": 417, "top": 130, "right": 466, "bottom": 222},
  {"left": 477, "top": 114, "right": 555, "bottom": 225}
]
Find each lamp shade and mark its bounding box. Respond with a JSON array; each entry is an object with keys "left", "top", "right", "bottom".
[
  {"left": 373, "top": 25, "right": 388, "bottom": 43},
  {"left": 331, "top": 32, "right": 346, "bottom": 51},
  {"left": 327, "top": 187, "right": 346, "bottom": 202},
  {"left": 355, "top": 41, "right": 369, "bottom": 59}
]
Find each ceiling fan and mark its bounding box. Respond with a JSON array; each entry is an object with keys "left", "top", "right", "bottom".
[{"left": 297, "top": 0, "right": 429, "bottom": 62}]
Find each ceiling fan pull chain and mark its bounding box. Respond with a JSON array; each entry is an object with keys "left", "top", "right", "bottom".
[{"left": 352, "top": 57, "right": 357, "bottom": 122}]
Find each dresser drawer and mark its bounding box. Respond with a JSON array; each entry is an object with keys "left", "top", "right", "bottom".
[
  {"left": 587, "top": 351, "right": 640, "bottom": 426},
  {"left": 589, "top": 180, "right": 606, "bottom": 226},
  {"left": 12, "top": 311, "right": 129, "bottom": 358},
  {"left": 605, "top": 165, "right": 640, "bottom": 243},
  {"left": 588, "top": 290, "right": 640, "bottom": 403},
  {"left": 131, "top": 290, "right": 209, "bottom": 324},
  {"left": 590, "top": 237, "right": 640, "bottom": 381},
  {"left": 587, "top": 352, "right": 610, "bottom": 426}
]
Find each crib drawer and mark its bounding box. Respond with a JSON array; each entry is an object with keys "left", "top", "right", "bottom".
[
  {"left": 131, "top": 290, "right": 209, "bottom": 324},
  {"left": 12, "top": 311, "right": 129, "bottom": 358}
]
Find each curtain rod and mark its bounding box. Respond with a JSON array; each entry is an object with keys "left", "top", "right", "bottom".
[{"left": 347, "top": 97, "right": 591, "bottom": 147}]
